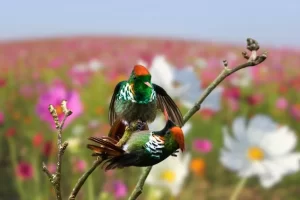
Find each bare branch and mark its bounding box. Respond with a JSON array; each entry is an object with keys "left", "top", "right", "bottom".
[
  {"left": 128, "top": 38, "right": 268, "bottom": 200},
  {"left": 42, "top": 100, "right": 72, "bottom": 200}
]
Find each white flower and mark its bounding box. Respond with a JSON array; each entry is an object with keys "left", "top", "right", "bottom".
[
  {"left": 148, "top": 114, "right": 192, "bottom": 136},
  {"left": 230, "top": 67, "right": 252, "bottom": 87},
  {"left": 142, "top": 55, "right": 222, "bottom": 111},
  {"left": 220, "top": 114, "right": 300, "bottom": 188},
  {"left": 71, "top": 124, "right": 85, "bottom": 136},
  {"left": 67, "top": 137, "right": 81, "bottom": 154},
  {"left": 88, "top": 59, "right": 103, "bottom": 72},
  {"left": 145, "top": 152, "right": 191, "bottom": 196}
]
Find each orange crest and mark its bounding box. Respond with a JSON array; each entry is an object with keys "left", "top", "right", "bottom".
[
  {"left": 133, "top": 64, "right": 150, "bottom": 76},
  {"left": 170, "top": 126, "right": 185, "bottom": 151}
]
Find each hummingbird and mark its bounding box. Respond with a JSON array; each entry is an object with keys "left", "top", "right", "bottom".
[
  {"left": 108, "top": 64, "right": 183, "bottom": 131},
  {"left": 87, "top": 119, "right": 185, "bottom": 170}
]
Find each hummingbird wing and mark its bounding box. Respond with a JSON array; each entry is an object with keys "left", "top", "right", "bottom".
[
  {"left": 153, "top": 84, "right": 184, "bottom": 126},
  {"left": 108, "top": 81, "right": 126, "bottom": 125}
]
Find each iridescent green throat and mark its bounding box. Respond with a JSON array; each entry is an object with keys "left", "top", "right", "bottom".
[{"left": 117, "top": 83, "right": 156, "bottom": 104}]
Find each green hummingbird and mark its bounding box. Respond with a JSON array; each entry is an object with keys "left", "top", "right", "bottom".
[
  {"left": 87, "top": 119, "right": 185, "bottom": 170},
  {"left": 108, "top": 64, "right": 183, "bottom": 130}
]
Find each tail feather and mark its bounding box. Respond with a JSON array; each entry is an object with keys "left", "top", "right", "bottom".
[
  {"left": 108, "top": 119, "right": 150, "bottom": 141},
  {"left": 88, "top": 136, "right": 124, "bottom": 153},
  {"left": 87, "top": 144, "right": 122, "bottom": 157},
  {"left": 87, "top": 136, "right": 125, "bottom": 158},
  {"left": 108, "top": 119, "right": 127, "bottom": 141},
  {"left": 102, "top": 151, "right": 141, "bottom": 170}
]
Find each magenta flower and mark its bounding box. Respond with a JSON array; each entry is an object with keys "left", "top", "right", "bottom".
[
  {"left": 36, "top": 82, "right": 83, "bottom": 129},
  {"left": 16, "top": 162, "right": 33, "bottom": 180},
  {"left": 113, "top": 180, "right": 128, "bottom": 199},
  {"left": 276, "top": 97, "right": 288, "bottom": 110},
  {"left": 47, "top": 163, "right": 57, "bottom": 174},
  {"left": 193, "top": 139, "right": 213, "bottom": 153},
  {"left": 49, "top": 57, "right": 64, "bottom": 68},
  {"left": 290, "top": 104, "right": 300, "bottom": 121},
  {"left": 0, "top": 111, "right": 4, "bottom": 125},
  {"left": 74, "top": 159, "right": 87, "bottom": 173}
]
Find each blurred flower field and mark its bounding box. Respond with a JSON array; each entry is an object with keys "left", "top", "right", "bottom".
[{"left": 1, "top": 36, "right": 300, "bottom": 200}]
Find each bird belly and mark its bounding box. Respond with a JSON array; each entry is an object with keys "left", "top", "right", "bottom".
[{"left": 115, "top": 100, "right": 157, "bottom": 123}]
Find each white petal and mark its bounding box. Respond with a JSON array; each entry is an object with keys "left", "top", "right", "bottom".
[
  {"left": 220, "top": 149, "right": 247, "bottom": 171},
  {"left": 222, "top": 127, "right": 235, "bottom": 150},
  {"left": 182, "top": 122, "right": 192, "bottom": 136},
  {"left": 201, "top": 86, "right": 223, "bottom": 112},
  {"left": 259, "top": 173, "right": 282, "bottom": 188},
  {"left": 149, "top": 55, "right": 174, "bottom": 91},
  {"left": 272, "top": 153, "right": 300, "bottom": 175},
  {"left": 257, "top": 160, "right": 285, "bottom": 188},
  {"left": 260, "top": 126, "right": 297, "bottom": 156},
  {"left": 247, "top": 115, "right": 277, "bottom": 145},
  {"left": 232, "top": 117, "right": 247, "bottom": 142}
]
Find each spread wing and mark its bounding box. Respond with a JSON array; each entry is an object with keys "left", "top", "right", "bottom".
[
  {"left": 153, "top": 84, "right": 184, "bottom": 126},
  {"left": 108, "top": 81, "right": 126, "bottom": 126}
]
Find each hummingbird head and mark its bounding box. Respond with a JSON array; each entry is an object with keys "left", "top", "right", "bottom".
[
  {"left": 169, "top": 125, "right": 185, "bottom": 152},
  {"left": 128, "top": 64, "right": 152, "bottom": 88},
  {"left": 155, "top": 119, "right": 185, "bottom": 152}
]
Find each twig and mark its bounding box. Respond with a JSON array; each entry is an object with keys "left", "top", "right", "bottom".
[
  {"left": 127, "top": 38, "right": 268, "bottom": 200},
  {"left": 42, "top": 100, "right": 72, "bottom": 200},
  {"left": 68, "top": 158, "right": 103, "bottom": 200},
  {"left": 128, "top": 166, "right": 152, "bottom": 200}
]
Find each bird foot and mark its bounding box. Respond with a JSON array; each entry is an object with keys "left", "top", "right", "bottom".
[
  {"left": 136, "top": 120, "right": 147, "bottom": 131},
  {"left": 171, "top": 150, "right": 179, "bottom": 157}
]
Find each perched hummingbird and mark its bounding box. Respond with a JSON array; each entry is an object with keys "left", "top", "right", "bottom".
[
  {"left": 108, "top": 64, "right": 184, "bottom": 130},
  {"left": 87, "top": 119, "right": 185, "bottom": 170}
]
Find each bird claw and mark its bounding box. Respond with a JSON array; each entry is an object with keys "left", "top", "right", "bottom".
[
  {"left": 171, "top": 150, "right": 179, "bottom": 157},
  {"left": 136, "top": 120, "right": 147, "bottom": 131}
]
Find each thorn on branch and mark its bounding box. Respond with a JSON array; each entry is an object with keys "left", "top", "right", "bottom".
[
  {"left": 242, "top": 51, "right": 250, "bottom": 60},
  {"left": 222, "top": 60, "right": 229, "bottom": 68}
]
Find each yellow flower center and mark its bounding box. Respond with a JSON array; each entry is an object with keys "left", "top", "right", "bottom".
[
  {"left": 160, "top": 170, "right": 176, "bottom": 183},
  {"left": 247, "top": 146, "right": 264, "bottom": 161}
]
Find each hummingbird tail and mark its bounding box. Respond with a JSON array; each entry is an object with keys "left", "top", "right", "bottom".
[
  {"left": 108, "top": 119, "right": 127, "bottom": 141},
  {"left": 102, "top": 151, "right": 141, "bottom": 170},
  {"left": 87, "top": 136, "right": 125, "bottom": 157}
]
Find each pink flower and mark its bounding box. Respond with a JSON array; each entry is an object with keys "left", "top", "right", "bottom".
[
  {"left": 193, "top": 139, "right": 213, "bottom": 153},
  {"left": 246, "top": 94, "right": 264, "bottom": 106},
  {"left": 16, "top": 162, "right": 33, "bottom": 180},
  {"left": 49, "top": 57, "right": 64, "bottom": 68},
  {"left": 35, "top": 82, "right": 83, "bottom": 129},
  {"left": 43, "top": 141, "right": 53, "bottom": 157},
  {"left": 0, "top": 111, "right": 4, "bottom": 125},
  {"left": 290, "top": 104, "right": 300, "bottom": 120},
  {"left": 113, "top": 180, "right": 127, "bottom": 199},
  {"left": 32, "top": 133, "right": 44, "bottom": 147},
  {"left": 20, "top": 85, "right": 34, "bottom": 98},
  {"left": 47, "top": 163, "right": 56, "bottom": 173},
  {"left": 0, "top": 78, "right": 6, "bottom": 87},
  {"left": 74, "top": 159, "right": 87, "bottom": 173},
  {"left": 276, "top": 97, "right": 288, "bottom": 110}
]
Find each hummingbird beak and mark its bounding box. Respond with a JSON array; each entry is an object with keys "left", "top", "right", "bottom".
[{"left": 144, "top": 82, "right": 152, "bottom": 88}]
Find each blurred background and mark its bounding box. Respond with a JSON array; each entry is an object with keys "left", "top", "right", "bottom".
[{"left": 1, "top": 1, "right": 300, "bottom": 200}]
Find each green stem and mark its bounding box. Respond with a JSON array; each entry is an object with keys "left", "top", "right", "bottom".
[
  {"left": 229, "top": 177, "right": 248, "bottom": 200},
  {"left": 87, "top": 173, "right": 95, "bottom": 200},
  {"left": 33, "top": 151, "right": 41, "bottom": 200},
  {"left": 8, "top": 139, "right": 27, "bottom": 200}
]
